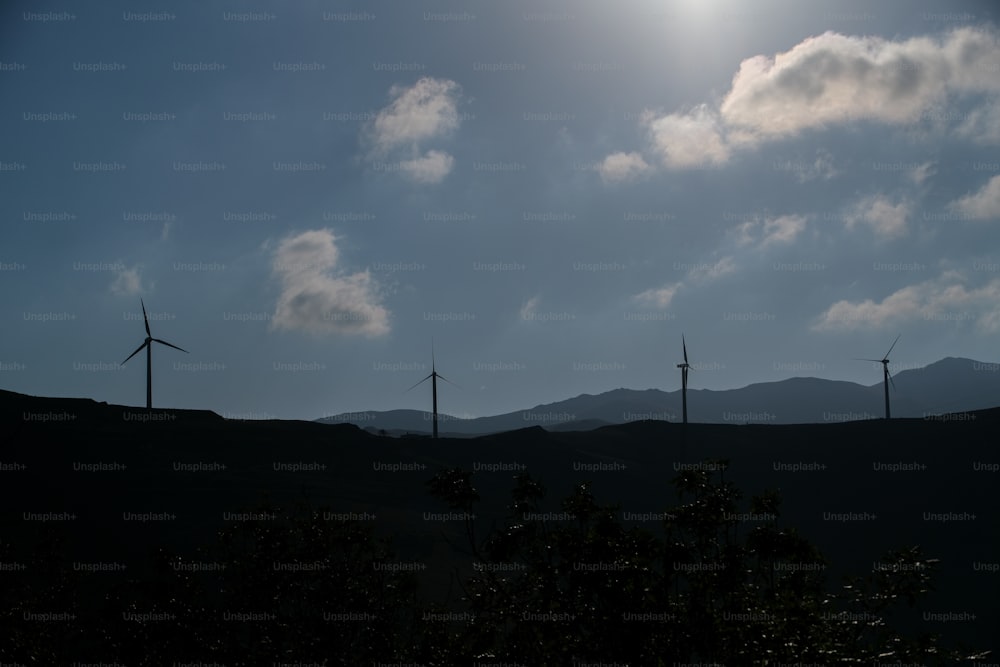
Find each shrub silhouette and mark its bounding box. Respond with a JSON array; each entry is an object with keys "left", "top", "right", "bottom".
[
  {"left": 98, "top": 495, "right": 429, "bottom": 664},
  {"left": 0, "top": 531, "right": 90, "bottom": 663},
  {"left": 425, "top": 460, "right": 990, "bottom": 664}
]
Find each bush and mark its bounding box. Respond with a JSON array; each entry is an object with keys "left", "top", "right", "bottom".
[{"left": 425, "top": 460, "right": 990, "bottom": 664}]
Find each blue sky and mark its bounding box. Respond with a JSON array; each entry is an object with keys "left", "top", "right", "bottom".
[{"left": 2, "top": 0, "right": 999, "bottom": 420}]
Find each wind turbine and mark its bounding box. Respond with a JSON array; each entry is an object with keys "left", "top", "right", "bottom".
[
  {"left": 677, "top": 334, "right": 691, "bottom": 424},
  {"left": 121, "top": 298, "right": 188, "bottom": 409},
  {"left": 406, "top": 341, "right": 458, "bottom": 438},
  {"left": 856, "top": 334, "right": 900, "bottom": 420}
]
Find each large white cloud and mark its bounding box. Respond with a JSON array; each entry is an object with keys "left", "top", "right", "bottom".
[
  {"left": 722, "top": 27, "right": 1000, "bottom": 141},
  {"left": 812, "top": 272, "right": 1000, "bottom": 333},
  {"left": 603, "top": 27, "right": 1000, "bottom": 173},
  {"left": 950, "top": 175, "right": 1000, "bottom": 221},
  {"left": 368, "top": 77, "right": 462, "bottom": 183},
  {"left": 270, "top": 229, "right": 389, "bottom": 337}
]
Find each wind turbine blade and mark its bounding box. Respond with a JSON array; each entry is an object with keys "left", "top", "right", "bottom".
[
  {"left": 122, "top": 341, "right": 148, "bottom": 364},
  {"left": 431, "top": 337, "right": 435, "bottom": 371},
  {"left": 436, "top": 373, "right": 463, "bottom": 390},
  {"left": 405, "top": 374, "right": 433, "bottom": 392},
  {"left": 887, "top": 369, "right": 897, "bottom": 391},
  {"left": 140, "top": 298, "right": 151, "bottom": 337},
  {"left": 854, "top": 358, "right": 883, "bottom": 363},
  {"left": 883, "top": 334, "right": 900, "bottom": 360},
  {"left": 152, "top": 338, "right": 188, "bottom": 353},
  {"left": 682, "top": 334, "right": 688, "bottom": 365}
]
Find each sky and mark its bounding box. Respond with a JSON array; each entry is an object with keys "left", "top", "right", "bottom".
[{"left": 2, "top": 0, "right": 999, "bottom": 421}]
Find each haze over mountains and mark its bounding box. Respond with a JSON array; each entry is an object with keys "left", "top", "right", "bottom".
[{"left": 317, "top": 357, "right": 1000, "bottom": 435}]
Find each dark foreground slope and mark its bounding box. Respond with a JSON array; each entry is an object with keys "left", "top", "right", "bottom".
[{"left": 2, "top": 389, "right": 998, "bottom": 657}]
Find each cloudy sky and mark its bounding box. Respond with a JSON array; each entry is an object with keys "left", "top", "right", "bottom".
[{"left": 2, "top": 0, "right": 999, "bottom": 420}]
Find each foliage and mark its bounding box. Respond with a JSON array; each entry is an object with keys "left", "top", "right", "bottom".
[
  {"left": 1, "top": 497, "right": 428, "bottom": 665},
  {"left": 1, "top": 464, "right": 990, "bottom": 664},
  {"left": 426, "top": 461, "right": 989, "bottom": 664}
]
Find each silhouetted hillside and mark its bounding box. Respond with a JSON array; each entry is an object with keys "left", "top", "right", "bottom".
[
  {"left": 1, "top": 388, "right": 997, "bottom": 656},
  {"left": 317, "top": 356, "right": 1000, "bottom": 434}
]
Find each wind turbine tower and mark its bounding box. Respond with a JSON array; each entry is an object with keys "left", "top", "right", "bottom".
[
  {"left": 677, "top": 335, "right": 691, "bottom": 425},
  {"left": 407, "top": 341, "right": 457, "bottom": 438},
  {"left": 858, "top": 334, "right": 900, "bottom": 420},
  {"left": 121, "top": 298, "right": 188, "bottom": 409}
]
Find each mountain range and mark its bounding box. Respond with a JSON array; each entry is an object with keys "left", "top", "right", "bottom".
[{"left": 317, "top": 356, "right": 1000, "bottom": 435}]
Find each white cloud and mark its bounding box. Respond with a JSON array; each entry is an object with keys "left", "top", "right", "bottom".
[
  {"left": 687, "top": 256, "right": 737, "bottom": 282},
  {"left": 845, "top": 195, "right": 909, "bottom": 238},
  {"left": 792, "top": 149, "right": 839, "bottom": 183},
  {"left": 372, "top": 77, "right": 460, "bottom": 152},
  {"left": 632, "top": 256, "right": 736, "bottom": 310},
  {"left": 733, "top": 219, "right": 758, "bottom": 247},
  {"left": 272, "top": 229, "right": 339, "bottom": 279},
  {"left": 368, "top": 77, "right": 461, "bottom": 184},
  {"left": 633, "top": 283, "right": 680, "bottom": 308},
  {"left": 909, "top": 161, "right": 935, "bottom": 186},
  {"left": 812, "top": 273, "right": 1000, "bottom": 333},
  {"left": 644, "top": 105, "right": 729, "bottom": 169},
  {"left": 519, "top": 295, "right": 540, "bottom": 320},
  {"left": 597, "top": 151, "right": 651, "bottom": 184},
  {"left": 955, "top": 100, "right": 1000, "bottom": 144},
  {"left": 400, "top": 149, "right": 454, "bottom": 184},
  {"left": 110, "top": 264, "right": 147, "bottom": 296},
  {"left": 270, "top": 229, "right": 389, "bottom": 337},
  {"left": 950, "top": 175, "right": 1000, "bottom": 220},
  {"left": 629, "top": 250, "right": 745, "bottom": 316},
  {"left": 811, "top": 149, "right": 838, "bottom": 181},
  {"left": 721, "top": 28, "right": 999, "bottom": 141},
  {"left": 761, "top": 214, "right": 808, "bottom": 246},
  {"left": 602, "top": 27, "right": 1000, "bottom": 175},
  {"left": 733, "top": 214, "right": 808, "bottom": 248}
]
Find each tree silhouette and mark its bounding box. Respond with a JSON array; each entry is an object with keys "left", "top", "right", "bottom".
[
  {"left": 425, "top": 461, "right": 990, "bottom": 664},
  {"left": 1, "top": 467, "right": 990, "bottom": 664}
]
